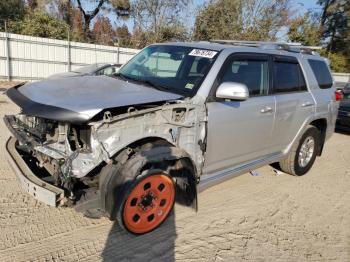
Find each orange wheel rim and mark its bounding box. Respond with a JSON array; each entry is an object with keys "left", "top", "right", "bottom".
[{"left": 123, "top": 173, "right": 175, "bottom": 234}]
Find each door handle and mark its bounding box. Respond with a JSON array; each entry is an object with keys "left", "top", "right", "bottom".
[
  {"left": 260, "top": 106, "right": 273, "bottom": 113},
  {"left": 301, "top": 101, "right": 315, "bottom": 107}
]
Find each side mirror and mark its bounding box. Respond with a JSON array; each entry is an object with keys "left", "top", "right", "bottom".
[{"left": 216, "top": 82, "right": 249, "bottom": 101}]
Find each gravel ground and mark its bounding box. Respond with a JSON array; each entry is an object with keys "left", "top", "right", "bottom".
[{"left": 0, "top": 83, "right": 349, "bottom": 261}]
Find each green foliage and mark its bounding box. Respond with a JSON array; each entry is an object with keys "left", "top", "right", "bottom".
[
  {"left": 0, "top": 0, "right": 25, "bottom": 30},
  {"left": 115, "top": 25, "right": 132, "bottom": 47},
  {"left": 130, "top": 0, "right": 190, "bottom": 48},
  {"left": 317, "top": 0, "right": 350, "bottom": 72},
  {"left": 326, "top": 52, "right": 348, "bottom": 73},
  {"left": 9, "top": 10, "right": 68, "bottom": 40},
  {"left": 288, "top": 12, "right": 321, "bottom": 46},
  {"left": 193, "top": 0, "right": 243, "bottom": 41},
  {"left": 193, "top": 0, "right": 291, "bottom": 41}
]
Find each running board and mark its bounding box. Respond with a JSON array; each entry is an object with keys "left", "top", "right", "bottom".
[{"left": 198, "top": 152, "right": 283, "bottom": 193}]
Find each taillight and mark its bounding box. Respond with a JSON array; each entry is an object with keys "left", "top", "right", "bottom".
[{"left": 335, "top": 90, "right": 343, "bottom": 101}]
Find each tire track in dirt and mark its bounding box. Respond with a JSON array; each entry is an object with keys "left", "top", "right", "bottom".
[{"left": 0, "top": 89, "right": 350, "bottom": 261}]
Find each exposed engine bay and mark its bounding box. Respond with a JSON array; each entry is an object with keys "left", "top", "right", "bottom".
[{"left": 4, "top": 100, "right": 206, "bottom": 203}]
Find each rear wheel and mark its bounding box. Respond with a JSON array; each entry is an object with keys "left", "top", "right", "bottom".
[
  {"left": 279, "top": 125, "right": 320, "bottom": 176},
  {"left": 122, "top": 172, "right": 175, "bottom": 234}
]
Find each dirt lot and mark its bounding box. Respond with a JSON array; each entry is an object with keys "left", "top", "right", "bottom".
[{"left": 0, "top": 83, "right": 349, "bottom": 261}]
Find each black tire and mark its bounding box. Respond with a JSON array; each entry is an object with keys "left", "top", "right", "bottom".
[{"left": 279, "top": 125, "right": 320, "bottom": 176}]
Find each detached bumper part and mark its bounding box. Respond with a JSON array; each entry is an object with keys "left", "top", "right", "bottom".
[{"left": 5, "top": 137, "right": 65, "bottom": 207}]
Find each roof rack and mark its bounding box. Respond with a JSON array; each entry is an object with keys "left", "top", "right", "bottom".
[{"left": 210, "top": 39, "right": 322, "bottom": 55}]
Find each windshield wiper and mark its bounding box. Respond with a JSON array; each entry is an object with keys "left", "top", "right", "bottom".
[
  {"left": 135, "top": 79, "right": 170, "bottom": 92},
  {"left": 114, "top": 72, "right": 132, "bottom": 81}
]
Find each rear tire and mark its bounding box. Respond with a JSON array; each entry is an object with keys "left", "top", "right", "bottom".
[{"left": 279, "top": 125, "right": 320, "bottom": 176}]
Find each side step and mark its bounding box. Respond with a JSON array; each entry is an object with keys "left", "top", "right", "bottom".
[{"left": 5, "top": 137, "right": 65, "bottom": 207}]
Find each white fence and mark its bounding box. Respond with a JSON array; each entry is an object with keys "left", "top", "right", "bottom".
[
  {"left": 333, "top": 72, "right": 350, "bottom": 87},
  {"left": 0, "top": 32, "right": 139, "bottom": 81}
]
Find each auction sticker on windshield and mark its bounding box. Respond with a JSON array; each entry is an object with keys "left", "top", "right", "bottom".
[{"left": 189, "top": 49, "right": 218, "bottom": 59}]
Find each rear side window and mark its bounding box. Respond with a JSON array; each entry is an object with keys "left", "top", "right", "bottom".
[
  {"left": 273, "top": 60, "right": 307, "bottom": 93},
  {"left": 308, "top": 59, "right": 333, "bottom": 89}
]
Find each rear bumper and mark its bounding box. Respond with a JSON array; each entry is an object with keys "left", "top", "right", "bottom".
[{"left": 5, "top": 137, "right": 65, "bottom": 207}]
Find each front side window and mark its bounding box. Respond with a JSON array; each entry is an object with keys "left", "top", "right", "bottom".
[
  {"left": 219, "top": 58, "right": 269, "bottom": 96},
  {"left": 273, "top": 61, "right": 306, "bottom": 93},
  {"left": 118, "top": 45, "right": 218, "bottom": 97}
]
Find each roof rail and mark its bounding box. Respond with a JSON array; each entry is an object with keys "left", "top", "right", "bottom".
[{"left": 210, "top": 39, "right": 322, "bottom": 54}]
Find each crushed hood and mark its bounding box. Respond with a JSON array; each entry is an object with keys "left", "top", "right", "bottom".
[{"left": 7, "top": 76, "right": 182, "bottom": 123}]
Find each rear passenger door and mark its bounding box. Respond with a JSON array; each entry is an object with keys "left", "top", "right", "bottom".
[{"left": 271, "top": 55, "right": 315, "bottom": 151}]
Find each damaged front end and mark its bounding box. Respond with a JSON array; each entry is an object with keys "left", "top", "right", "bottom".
[
  {"left": 4, "top": 97, "right": 207, "bottom": 209},
  {"left": 4, "top": 114, "right": 106, "bottom": 206}
]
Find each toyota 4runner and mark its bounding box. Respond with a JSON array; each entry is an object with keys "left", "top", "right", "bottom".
[{"left": 4, "top": 40, "right": 339, "bottom": 234}]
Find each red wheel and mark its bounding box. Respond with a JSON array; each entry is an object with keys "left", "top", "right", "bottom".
[{"left": 123, "top": 173, "right": 175, "bottom": 234}]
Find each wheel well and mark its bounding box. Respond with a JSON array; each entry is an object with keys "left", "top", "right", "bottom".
[
  {"left": 101, "top": 138, "right": 198, "bottom": 217},
  {"left": 309, "top": 118, "right": 327, "bottom": 156},
  {"left": 128, "top": 137, "right": 174, "bottom": 151}
]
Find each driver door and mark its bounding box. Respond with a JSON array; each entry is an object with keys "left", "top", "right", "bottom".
[{"left": 204, "top": 53, "right": 276, "bottom": 174}]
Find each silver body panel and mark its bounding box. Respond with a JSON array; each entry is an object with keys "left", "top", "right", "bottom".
[{"left": 18, "top": 76, "right": 182, "bottom": 119}]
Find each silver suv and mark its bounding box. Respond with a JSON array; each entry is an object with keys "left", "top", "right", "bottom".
[{"left": 4, "top": 41, "right": 338, "bottom": 234}]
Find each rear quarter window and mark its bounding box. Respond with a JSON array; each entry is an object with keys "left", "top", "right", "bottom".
[{"left": 308, "top": 59, "right": 333, "bottom": 89}]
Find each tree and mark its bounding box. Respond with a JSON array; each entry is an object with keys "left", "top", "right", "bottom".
[
  {"left": 326, "top": 52, "right": 348, "bottom": 72},
  {"left": 27, "top": 0, "right": 38, "bottom": 10},
  {"left": 288, "top": 12, "right": 321, "bottom": 46},
  {"left": 0, "top": 0, "right": 25, "bottom": 30},
  {"left": 194, "top": 0, "right": 291, "bottom": 41},
  {"left": 130, "top": 0, "right": 190, "bottom": 46},
  {"left": 71, "top": 8, "right": 85, "bottom": 42},
  {"left": 9, "top": 10, "right": 68, "bottom": 39},
  {"left": 318, "top": 0, "right": 349, "bottom": 52},
  {"left": 93, "top": 16, "right": 115, "bottom": 45},
  {"left": 317, "top": 0, "right": 350, "bottom": 71},
  {"left": 193, "top": 0, "right": 243, "bottom": 41},
  {"left": 75, "top": 0, "right": 131, "bottom": 41},
  {"left": 115, "top": 25, "right": 132, "bottom": 47}
]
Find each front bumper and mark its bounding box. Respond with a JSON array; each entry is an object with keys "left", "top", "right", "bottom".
[{"left": 5, "top": 137, "right": 65, "bottom": 207}]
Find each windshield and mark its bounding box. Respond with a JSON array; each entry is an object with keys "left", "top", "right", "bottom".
[{"left": 118, "top": 45, "right": 218, "bottom": 96}]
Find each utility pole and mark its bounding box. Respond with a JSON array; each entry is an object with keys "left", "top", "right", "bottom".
[
  {"left": 67, "top": 25, "right": 71, "bottom": 72},
  {"left": 4, "top": 20, "right": 11, "bottom": 81}
]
